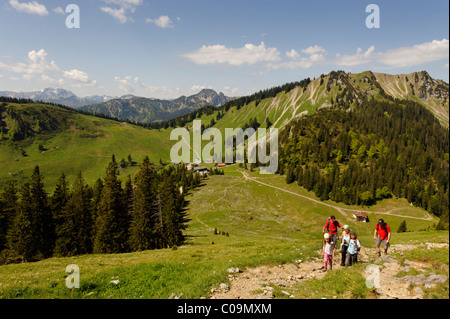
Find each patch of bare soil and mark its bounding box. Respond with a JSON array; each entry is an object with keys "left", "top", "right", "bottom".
[{"left": 210, "top": 243, "right": 448, "bottom": 299}]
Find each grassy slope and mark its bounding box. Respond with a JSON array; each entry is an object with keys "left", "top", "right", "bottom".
[
  {"left": 0, "top": 103, "right": 173, "bottom": 191},
  {"left": 373, "top": 72, "right": 449, "bottom": 127},
  {"left": 0, "top": 165, "right": 446, "bottom": 299},
  {"left": 2, "top": 70, "right": 446, "bottom": 190},
  {"left": 211, "top": 71, "right": 448, "bottom": 132},
  {"left": 0, "top": 71, "right": 448, "bottom": 298}
]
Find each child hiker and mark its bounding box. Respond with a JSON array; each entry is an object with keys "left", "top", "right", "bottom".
[
  {"left": 340, "top": 225, "right": 351, "bottom": 266},
  {"left": 322, "top": 233, "right": 335, "bottom": 271},
  {"left": 345, "top": 231, "right": 361, "bottom": 266}
]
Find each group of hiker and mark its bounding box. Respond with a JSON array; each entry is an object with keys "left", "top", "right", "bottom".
[{"left": 321, "top": 215, "right": 391, "bottom": 271}]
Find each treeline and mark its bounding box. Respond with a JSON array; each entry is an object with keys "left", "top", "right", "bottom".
[
  {"left": 277, "top": 98, "right": 449, "bottom": 228},
  {"left": 0, "top": 157, "right": 203, "bottom": 263}
]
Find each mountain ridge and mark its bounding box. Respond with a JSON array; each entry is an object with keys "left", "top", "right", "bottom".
[
  {"left": 210, "top": 70, "right": 449, "bottom": 131},
  {"left": 79, "top": 88, "right": 235, "bottom": 123}
]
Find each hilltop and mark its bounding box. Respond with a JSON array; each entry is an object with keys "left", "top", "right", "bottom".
[
  {"left": 0, "top": 99, "right": 173, "bottom": 190},
  {"left": 210, "top": 71, "right": 448, "bottom": 131}
]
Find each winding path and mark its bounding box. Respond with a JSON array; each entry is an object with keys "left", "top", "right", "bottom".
[{"left": 241, "top": 171, "right": 435, "bottom": 222}]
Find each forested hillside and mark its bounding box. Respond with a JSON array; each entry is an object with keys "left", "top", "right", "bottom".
[
  {"left": 277, "top": 98, "right": 449, "bottom": 228},
  {"left": 0, "top": 157, "right": 201, "bottom": 263}
]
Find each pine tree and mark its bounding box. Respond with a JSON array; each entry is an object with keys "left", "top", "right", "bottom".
[
  {"left": 72, "top": 173, "right": 93, "bottom": 255},
  {"left": 53, "top": 192, "right": 77, "bottom": 257},
  {"left": 7, "top": 183, "right": 36, "bottom": 262},
  {"left": 158, "top": 176, "right": 184, "bottom": 248},
  {"left": 397, "top": 220, "right": 407, "bottom": 233},
  {"left": 90, "top": 178, "right": 103, "bottom": 240},
  {"left": 129, "top": 157, "right": 158, "bottom": 251},
  {"left": 0, "top": 182, "right": 18, "bottom": 252},
  {"left": 94, "top": 157, "right": 128, "bottom": 254},
  {"left": 29, "top": 166, "right": 53, "bottom": 259},
  {"left": 51, "top": 173, "right": 69, "bottom": 253}
]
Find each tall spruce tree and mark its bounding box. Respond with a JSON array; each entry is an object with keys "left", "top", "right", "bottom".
[
  {"left": 51, "top": 173, "right": 69, "bottom": 255},
  {"left": 158, "top": 174, "right": 185, "bottom": 248},
  {"left": 0, "top": 182, "right": 18, "bottom": 253},
  {"left": 129, "top": 157, "right": 158, "bottom": 251},
  {"left": 29, "top": 166, "right": 54, "bottom": 259},
  {"left": 72, "top": 173, "right": 93, "bottom": 254},
  {"left": 90, "top": 178, "right": 103, "bottom": 240},
  {"left": 7, "top": 183, "right": 36, "bottom": 262},
  {"left": 94, "top": 156, "right": 129, "bottom": 254}
]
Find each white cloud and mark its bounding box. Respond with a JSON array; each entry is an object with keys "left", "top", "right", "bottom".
[
  {"left": 379, "top": 38, "right": 449, "bottom": 67},
  {"left": 286, "top": 49, "right": 300, "bottom": 59},
  {"left": 64, "top": 69, "right": 96, "bottom": 85},
  {"left": 335, "top": 46, "right": 375, "bottom": 67},
  {"left": 114, "top": 76, "right": 135, "bottom": 92},
  {"left": 9, "top": 0, "right": 48, "bottom": 16},
  {"left": 41, "top": 74, "right": 64, "bottom": 86},
  {"left": 146, "top": 15, "right": 174, "bottom": 29},
  {"left": 101, "top": 6, "right": 128, "bottom": 24},
  {"left": 101, "top": 0, "right": 142, "bottom": 23},
  {"left": 183, "top": 42, "right": 281, "bottom": 66},
  {"left": 0, "top": 49, "right": 58, "bottom": 76},
  {"left": 0, "top": 49, "right": 97, "bottom": 87},
  {"left": 223, "top": 86, "right": 240, "bottom": 96},
  {"left": 334, "top": 39, "right": 449, "bottom": 68},
  {"left": 302, "top": 45, "right": 327, "bottom": 56},
  {"left": 103, "top": 0, "right": 143, "bottom": 7},
  {"left": 189, "top": 84, "right": 212, "bottom": 94},
  {"left": 114, "top": 75, "right": 175, "bottom": 97},
  {"left": 269, "top": 45, "right": 327, "bottom": 69},
  {"left": 53, "top": 7, "right": 65, "bottom": 15}
]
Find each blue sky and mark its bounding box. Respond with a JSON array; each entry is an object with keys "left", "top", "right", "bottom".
[{"left": 0, "top": 0, "right": 448, "bottom": 98}]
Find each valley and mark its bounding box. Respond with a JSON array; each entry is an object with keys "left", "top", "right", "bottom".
[
  {"left": 0, "top": 70, "right": 448, "bottom": 300},
  {"left": 0, "top": 165, "right": 446, "bottom": 299}
]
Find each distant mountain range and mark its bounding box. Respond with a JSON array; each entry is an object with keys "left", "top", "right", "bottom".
[
  {"left": 79, "top": 89, "right": 235, "bottom": 123},
  {"left": 0, "top": 88, "right": 115, "bottom": 108},
  {"left": 0, "top": 87, "right": 235, "bottom": 123}
]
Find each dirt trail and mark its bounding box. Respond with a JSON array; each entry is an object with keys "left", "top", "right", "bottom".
[
  {"left": 241, "top": 172, "right": 434, "bottom": 222},
  {"left": 210, "top": 242, "right": 448, "bottom": 299}
]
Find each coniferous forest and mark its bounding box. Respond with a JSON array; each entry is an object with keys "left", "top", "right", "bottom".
[
  {"left": 0, "top": 157, "right": 201, "bottom": 263},
  {"left": 277, "top": 98, "right": 449, "bottom": 229}
]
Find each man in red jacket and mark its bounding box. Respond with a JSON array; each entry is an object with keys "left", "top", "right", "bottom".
[
  {"left": 323, "top": 215, "right": 342, "bottom": 245},
  {"left": 374, "top": 218, "right": 391, "bottom": 257}
]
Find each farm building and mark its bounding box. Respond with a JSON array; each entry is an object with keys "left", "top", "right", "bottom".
[{"left": 352, "top": 212, "right": 369, "bottom": 222}]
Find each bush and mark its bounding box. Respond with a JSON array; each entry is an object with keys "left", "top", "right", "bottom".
[{"left": 397, "top": 220, "right": 407, "bottom": 233}]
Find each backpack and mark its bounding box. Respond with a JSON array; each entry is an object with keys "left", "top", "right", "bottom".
[
  {"left": 327, "top": 218, "right": 339, "bottom": 233},
  {"left": 377, "top": 222, "right": 388, "bottom": 232}
]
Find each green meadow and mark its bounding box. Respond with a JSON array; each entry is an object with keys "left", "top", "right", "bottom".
[
  {"left": 0, "top": 164, "right": 446, "bottom": 299},
  {"left": 0, "top": 103, "right": 173, "bottom": 191}
]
